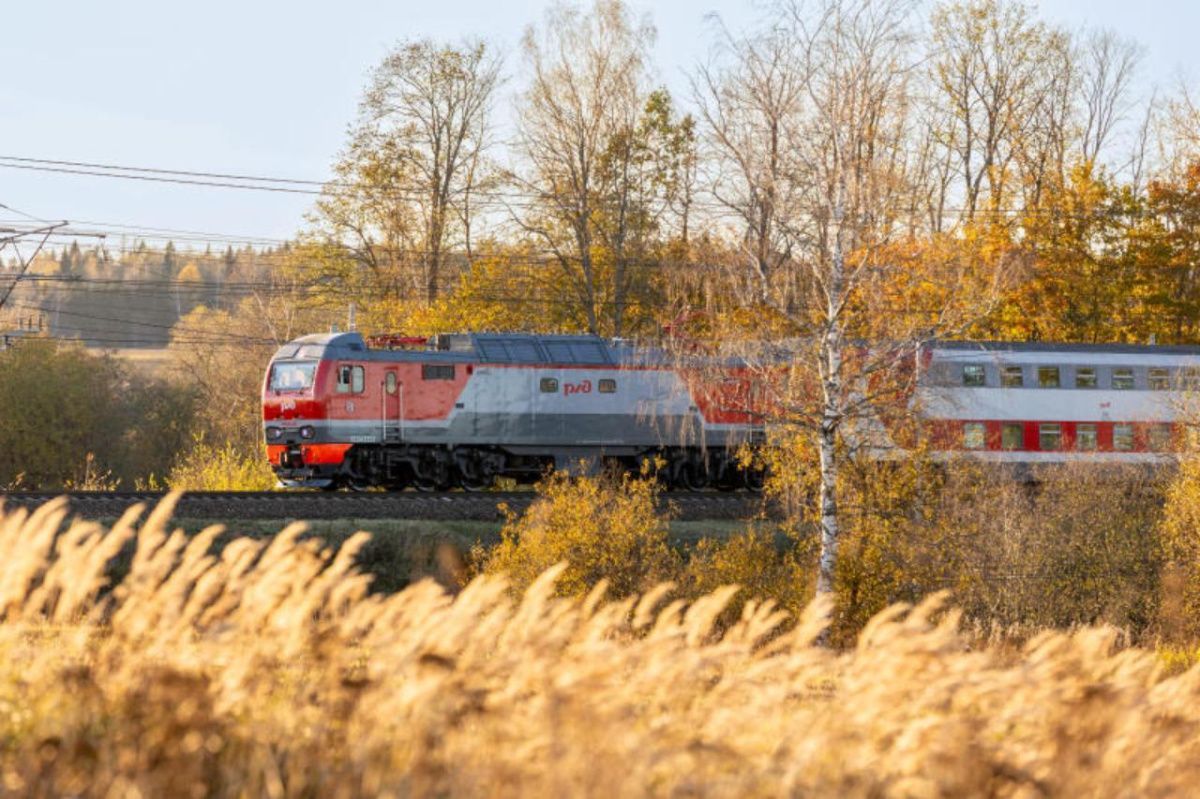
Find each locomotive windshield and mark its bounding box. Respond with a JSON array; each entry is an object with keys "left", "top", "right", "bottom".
[{"left": 270, "top": 361, "right": 317, "bottom": 392}]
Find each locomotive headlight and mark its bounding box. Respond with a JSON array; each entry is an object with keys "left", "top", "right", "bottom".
[
  {"left": 266, "top": 426, "right": 283, "bottom": 440},
  {"left": 299, "top": 425, "right": 316, "bottom": 440}
]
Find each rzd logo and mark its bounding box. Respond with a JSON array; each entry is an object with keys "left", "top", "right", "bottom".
[{"left": 563, "top": 380, "right": 592, "bottom": 397}]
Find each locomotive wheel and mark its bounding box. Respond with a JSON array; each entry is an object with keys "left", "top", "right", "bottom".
[
  {"left": 743, "top": 468, "right": 766, "bottom": 493},
  {"left": 679, "top": 459, "right": 710, "bottom": 491},
  {"left": 458, "top": 472, "right": 494, "bottom": 492}
]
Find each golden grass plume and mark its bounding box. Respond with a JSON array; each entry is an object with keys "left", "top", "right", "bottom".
[{"left": 0, "top": 495, "right": 1198, "bottom": 796}]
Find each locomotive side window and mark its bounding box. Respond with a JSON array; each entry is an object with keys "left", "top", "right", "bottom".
[
  {"left": 1037, "top": 366, "right": 1060, "bottom": 388},
  {"left": 1038, "top": 423, "right": 1061, "bottom": 450},
  {"left": 962, "top": 365, "right": 986, "bottom": 386},
  {"left": 1149, "top": 368, "right": 1170, "bottom": 390},
  {"left": 1000, "top": 366, "right": 1024, "bottom": 387},
  {"left": 1182, "top": 367, "right": 1200, "bottom": 389},
  {"left": 422, "top": 364, "right": 455, "bottom": 380},
  {"left": 1001, "top": 423, "right": 1023, "bottom": 450},
  {"left": 598, "top": 378, "right": 617, "bottom": 393},
  {"left": 385, "top": 372, "right": 397, "bottom": 394},
  {"left": 540, "top": 377, "right": 559, "bottom": 393},
  {"left": 1076, "top": 424, "right": 1098, "bottom": 451},
  {"left": 962, "top": 422, "right": 986, "bottom": 449},
  {"left": 337, "top": 365, "right": 364, "bottom": 394},
  {"left": 1113, "top": 368, "right": 1135, "bottom": 390},
  {"left": 1075, "top": 367, "right": 1097, "bottom": 388},
  {"left": 1113, "top": 424, "right": 1135, "bottom": 451}
]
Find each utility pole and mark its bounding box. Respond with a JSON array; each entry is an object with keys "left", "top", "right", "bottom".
[{"left": 0, "top": 221, "right": 70, "bottom": 313}]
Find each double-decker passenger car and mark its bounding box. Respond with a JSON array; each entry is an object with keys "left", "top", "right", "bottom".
[
  {"left": 262, "top": 331, "right": 764, "bottom": 490},
  {"left": 918, "top": 341, "right": 1200, "bottom": 461}
]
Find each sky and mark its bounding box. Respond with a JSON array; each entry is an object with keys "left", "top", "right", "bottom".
[{"left": 1, "top": 0, "right": 1198, "bottom": 251}]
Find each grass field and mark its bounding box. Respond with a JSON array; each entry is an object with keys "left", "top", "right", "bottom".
[
  {"left": 88, "top": 347, "right": 171, "bottom": 377},
  {"left": 3, "top": 496, "right": 1200, "bottom": 796}
]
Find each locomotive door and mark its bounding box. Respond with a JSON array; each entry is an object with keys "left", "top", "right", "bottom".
[{"left": 382, "top": 369, "right": 402, "bottom": 443}]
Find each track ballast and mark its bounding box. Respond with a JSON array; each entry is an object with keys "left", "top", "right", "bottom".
[{"left": 0, "top": 490, "right": 766, "bottom": 522}]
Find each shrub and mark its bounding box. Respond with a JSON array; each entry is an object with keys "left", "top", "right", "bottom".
[
  {"left": 167, "top": 434, "right": 276, "bottom": 491},
  {"left": 681, "top": 526, "right": 814, "bottom": 622},
  {"left": 0, "top": 339, "right": 198, "bottom": 488},
  {"left": 479, "top": 470, "right": 679, "bottom": 598}
]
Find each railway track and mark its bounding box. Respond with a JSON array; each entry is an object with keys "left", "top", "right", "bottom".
[{"left": 0, "top": 490, "right": 769, "bottom": 522}]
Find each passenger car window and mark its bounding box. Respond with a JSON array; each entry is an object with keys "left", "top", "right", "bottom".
[
  {"left": 1149, "top": 424, "right": 1173, "bottom": 451},
  {"left": 1112, "top": 368, "right": 1135, "bottom": 390},
  {"left": 1039, "top": 423, "right": 1061, "bottom": 450},
  {"left": 598, "top": 378, "right": 617, "bottom": 393},
  {"left": 962, "top": 365, "right": 986, "bottom": 387},
  {"left": 1075, "top": 368, "right": 1097, "bottom": 388},
  {"left": 1076, "top": 424, "right": 1098, "bottom": 451},
  {"left": 540, "top": 377, "right": 559, "bottom": 393},
  {"left": 963, "top": 422, "right": 986, "bottom": 449},
  {"left": 1113, "top": 424, "right": 1135, "bottom": 451},
  {"left": 1001, "top": 423, "right": 1023, "bottom": 450},
  {"left": 1000, "top": 367, "right": 1024, "bottom": 388},
  {"left": 1037, "top": 366, "right": 1060, "bottom": 388},
  {"left": 1149, "top": 368, "right": 1170, "bottom": 390}
]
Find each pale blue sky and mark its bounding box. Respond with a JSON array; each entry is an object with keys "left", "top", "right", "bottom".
[{"left": 1, "top": 0, "right": 1196, "bottom": 248}]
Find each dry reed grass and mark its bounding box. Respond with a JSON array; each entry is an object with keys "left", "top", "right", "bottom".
[{"left": 0, "top": 495, "right": 1198, "bottom": 797}]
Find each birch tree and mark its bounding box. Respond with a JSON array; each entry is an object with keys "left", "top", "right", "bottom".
[{"left": 698, "top": 0, "right": 1012, "bottom": 600}]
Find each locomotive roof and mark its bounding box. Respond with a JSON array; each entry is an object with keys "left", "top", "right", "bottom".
[{"left": 271, "top": 331, "right": 681, "bottom": 366}]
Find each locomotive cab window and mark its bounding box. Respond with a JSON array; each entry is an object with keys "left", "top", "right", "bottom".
[
  {"left": 1037, "top": 366, "right": 1060, "bottom": 388},
  {"left": 336, "top": 365, "right": 364, "bottom": 394},
  {"left": 962, "top": 365, "right": 986, "bottom": 387},
  {"left": 270, "top": 361, "right": 316, "bottom": 392},
  {"left": 1001, "top": 423, "right": 1023, "bottom": 450},
  {"left": 1000, "top": 366, "right": 1024, "bottom": 388},
  {"left": 962, "top": 422, "right": 986, "bottom": 450},
  {"left": 1149, "top": 368, "right": 1170, "bottom": 390},
  {"left": 598, "top": 378, "right": 617, "bottom": 394},
  {"left": 1075, "top": 367, "right": 1097, "bottom": 388},
  {"left": 1113, "top": 368, "right": 1135, "bottom": 390},
  {"left": 540, "top": 377, "right": 559, "bottom": 393},
  {"left": 422, "top": 364, "right": 455, "bottom": 381}
]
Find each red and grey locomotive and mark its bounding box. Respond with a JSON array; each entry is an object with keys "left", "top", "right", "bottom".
[{"left": 262, "top": 331, "right": 762, "bottom": 490}]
